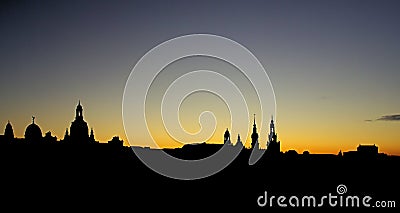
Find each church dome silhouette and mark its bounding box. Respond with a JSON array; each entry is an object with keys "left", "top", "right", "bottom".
[
  {"left": 69, "top": 101, "right": 89, "bottom": 143},
  {"left": 25, "top": 116, "right": 42, "bottom": 142}
]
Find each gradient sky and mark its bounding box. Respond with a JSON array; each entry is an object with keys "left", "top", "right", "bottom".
[{"left": 1, "top": 0, "right": 399, "bottom": 155}]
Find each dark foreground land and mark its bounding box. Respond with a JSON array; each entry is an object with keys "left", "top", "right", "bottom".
[{"left": 1, "top": 143, "right": 399, "bottom": 211}]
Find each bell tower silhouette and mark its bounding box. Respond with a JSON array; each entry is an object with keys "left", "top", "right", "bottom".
[
  {"left": 251, "top": 114, "right": 259, "bottom": 149},
  {"left": 267, "top": 116, "right": 280, "bottom": 155}
]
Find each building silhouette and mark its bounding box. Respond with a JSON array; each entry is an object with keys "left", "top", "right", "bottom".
[
  {"left": 5, "top": 121, "right": 14, "bottom": 141},
  {"left": 43, "top": 131, "right": 57, "bottom": 143},
  {"left": 89, "top": 128, "right": 97, "bottom": 143},
  {"left": 266, "top": 116, "right": 280, "bottom": 155},
  {"left": 357, "top": 144, "right": 378, "bottom": 154},
  {"left": 108, "top": 136, "right": 123, "bottom": 147},
  {"left": 0, "top": 121, "right": 14, "bottom": 143},
  {"left": 4, "top": 121, "right": 14, "bottom": 142},
  {"left": 69, "top": 101, "right": 90, "bottom": 143},
  {"left": 224, "top": 128, "right": 231, "bottom": 144},
  {"left": 24, "top": 116, "right": 42, "bottom": 143},
  {"left": 0, "top": 101, "right": 395, "bottom": 167},
  {"left": 251, "top": 114, "right": 259, "bottom": 149},
  {"left": 343, "top": 144, "right": 380, "bottom": 158},
  {"left": 63, "top": 128, "right": 70, "bottom": 142},
  {"left": 235, "top": 134, "right": 243, "bottom": 147}
]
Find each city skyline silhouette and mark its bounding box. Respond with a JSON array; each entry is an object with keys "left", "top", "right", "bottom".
[
  {"left": 1, "top": 0, "right": 399, "bottom": 211},
  {"left": 1, "top": 100, "right": 397, "bottom": 158},
  {"left": 0, "top": 99, "right": 399, "bottom": 211}
]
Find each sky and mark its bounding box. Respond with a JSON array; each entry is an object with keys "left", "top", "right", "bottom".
[{"left": 1, "top": 0, "right": 399, "bottom": 155}]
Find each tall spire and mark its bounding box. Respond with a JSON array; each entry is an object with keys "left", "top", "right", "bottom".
[
  {"left": 252, "top": 114, "right": 257, "bottom": 131},
  {"left": 89, "top": 127, "right": 95, "bottom": 143},
  {"left": 251, "top": 113, "right": 259, "bottom": 149},
  {"left": 32, "top": 116, "right": 35, "bottom": 124}
]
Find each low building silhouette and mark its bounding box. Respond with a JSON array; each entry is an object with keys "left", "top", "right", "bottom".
[
  {"left": 357, "top": 144, "right": 378, "bottom": 155},
  {"left": 43, "top": 131, "right": 57, "bottom": 143},
  {"left": 343, "top": 144, "right": 380, "bottom": 159},
  {"left": 108, "top": 136, "right": 123, "bottom": 147}
]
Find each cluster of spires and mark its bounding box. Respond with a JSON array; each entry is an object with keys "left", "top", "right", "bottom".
[{"left": 223, "top": 114, "right": 280, "bottom": 153}]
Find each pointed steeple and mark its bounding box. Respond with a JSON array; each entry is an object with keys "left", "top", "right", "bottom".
[
  {"left": 251, "top": 114, "right": 259, "bottom": 149},
  {"left": 253, "top": 114, "right": 257, "bottom": 131},
  {"left": 89, "top": 127, "right": 95, "bottom": 143}
]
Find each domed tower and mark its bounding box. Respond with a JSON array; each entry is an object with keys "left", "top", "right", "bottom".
[
  {"left": 4, "top": 120, "right": 14, "bottom": 142},
  {"left": 70, "top": 101, "right": 89, "bottom": 143},
  {"left": 25, "top": 116, "right": 42, "bottom": 143}
]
